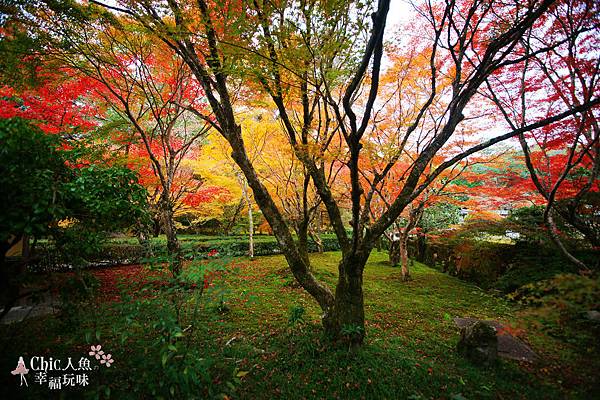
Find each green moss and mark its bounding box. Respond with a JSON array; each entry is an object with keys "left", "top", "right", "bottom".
[{"left": 1, "top": 251, "right": 597, "bottom": 399}]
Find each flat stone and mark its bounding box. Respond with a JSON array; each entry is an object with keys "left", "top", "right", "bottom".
[
  {"left": 586, "top": 310, "right": 600, "bottom": 322},
  {"left": 0, "top": 304, "right": 59, "bottom": 324},
  {"left": 457, "top": 320, "right": 498, "bottom": 366},
  {"left": 454, "top": 317, "right": 537, "bottom": 363}
]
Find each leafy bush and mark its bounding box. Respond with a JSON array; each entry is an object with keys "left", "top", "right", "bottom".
[
  {"left": 114, "top": 255, "right": 238, "bottom": 398},
  {"left": 410, "top": 227, "right": 516, "bottom": 289},
  {"left": 494, "top": 250, "right": 580, "bottom": 294},
  {"left": 510, "top": 274, "right": 600, "bottom": 350},
  {"left": 409, "top": 209, "right": 598, "bottom": 291},
  {"left": 0, "top": 118, "right": 69, "bottom": 244},
  {"left": 288, "top": 304, "right": 306, "bottom": 327}
]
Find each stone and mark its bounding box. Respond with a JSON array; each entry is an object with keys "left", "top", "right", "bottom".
[
  {"left": 457, "top": 320, "right": 498, "bottom": 366},
  {"left": 0, "top": 304, "right": 59, "bottom": 324},
  {"left": 454, "top": 317, "right": 537, "bottom": 363},
  {"left": 586, "top": 310, "right": 600, "bottom": 322}
]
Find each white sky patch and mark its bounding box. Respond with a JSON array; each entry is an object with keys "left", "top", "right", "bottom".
[{"left": 385, "top": 0, "right": 414, "bottom": 37}]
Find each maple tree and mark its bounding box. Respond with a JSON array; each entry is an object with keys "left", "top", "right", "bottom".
[
  {"left": 10, "top": 0, "right": 600, "bottom": 344},
  {"left": 195, "top": 113, "right": 266, "bottom": 257},
  {"left": 0, "top": 68, "right": 101, "bottom": 135},
  {"left": 246, "top": 110, "right": 332, "bottom": 255},
  {"left": 42, "top": 15, "right": 218, "bottom": 273},
  {"left": 482, "top": 0, "right": 600, "bottom": 267}
]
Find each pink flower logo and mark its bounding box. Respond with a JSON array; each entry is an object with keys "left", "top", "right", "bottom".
[
  {"left": 89, "top": 345, "right": 104, "bottom": 360},
  {"left": 100, "top": 353, "right": 114, "bottom": 367}
]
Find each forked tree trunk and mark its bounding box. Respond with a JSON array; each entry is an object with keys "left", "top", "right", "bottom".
[
  {"left": 312, "top": 210, "right": 323, "bottom": 253},
  {"left": 309, "top": 228, "right": 323, "bottom": 254}
]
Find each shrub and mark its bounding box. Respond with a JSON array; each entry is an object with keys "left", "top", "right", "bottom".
[
  {"left": 510, "top": 273, "right": 600, "bottom": 351},
  {"left": 30, "top": 235, "right": 342, "bottom": 271},
  {"left": 114, "top": 255, "right": 238, "bottom": 398}
]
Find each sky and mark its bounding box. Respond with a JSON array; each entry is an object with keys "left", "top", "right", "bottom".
[{"left": 387, "top": 0, "right": 414, "bottom": 27}]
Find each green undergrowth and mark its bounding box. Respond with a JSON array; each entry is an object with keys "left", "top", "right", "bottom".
[{"left": 1, "top": 251, "right": 597, "bottom": 399}]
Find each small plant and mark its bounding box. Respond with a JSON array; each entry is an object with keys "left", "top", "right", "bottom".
[
  {"left": 288, "top": 305, "right": 306, "bottom": 327},
  {"left": 340, "top": 324, "right": 365, "bottom": 345},
  {"left": 58, "top": 270, "right": 99, "bottom": 325},
  {"left": 113, "top": 253, "right": 237, "bottom": 398},
  {"left": 215, "top": 293, "right": 231, "bottom": 314}
]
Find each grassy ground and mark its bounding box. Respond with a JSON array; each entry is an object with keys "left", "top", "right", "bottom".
[{"left": 1, "top": 251, "right": 597, "bottom": 399}]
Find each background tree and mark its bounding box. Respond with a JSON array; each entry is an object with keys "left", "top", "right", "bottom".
[
  {"left": 483, "top": 0, "right": 600, "bottom": 268},
  {"left": 49, "top": 19, "right": 213, "bottom": 273}
]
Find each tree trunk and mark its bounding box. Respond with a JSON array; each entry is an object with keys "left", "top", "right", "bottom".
[
  {"left": 136, "top": 222, "right": 153, "bottom": 257},
  {"left": 152, "top": 216, "right": 161, "bottom": 237},
  {"left": 323, "top": 255, "right": 368, "bottom": 346},
  {"left": 298, "top": 223, "right": 308, "bottom": 259},
  {"left": 546, "top": 211, "right": 589, "bottom": 271},
  {"left": 416, "top": 233, "right": 427, "bottom": 262},
  {"left": 224, "top": 197, "right": 244, "bottom": 236},
  {"left": 228, "top": 134, "right": 335, "bottom": 319},
  {"left": 309, "top": 228, "right": 323, "bottom": 254},
  {"left": 314, "top": 209, "right": 323, "bottom": 253},
  {"left": 244, "top": 190, "right": 254, "bottom": 259},
  {"left": 160, "top": 196, "right": 182, "bottom": 275},
  {"left": 238, "top": 175, "right": 254, "bottom": 258},
  {"left": 389, "top": 236, "right": 400, "bottom": 266},
  {"left": 399, "top": 235, "right": 411, "bottom": 281},
  {"left": 398, "top": 205, "right": 424, "bottom": 281}
]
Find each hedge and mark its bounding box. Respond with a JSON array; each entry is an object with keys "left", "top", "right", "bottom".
[
  {"left": 28, "top": 235, "right": 341, "bottom": 272},
  {"left": 407, "top": 236, "right": 596, "bottom": 292}
]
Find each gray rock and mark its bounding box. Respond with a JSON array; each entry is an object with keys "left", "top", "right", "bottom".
[
  {"left": 457, "top": 320, "right": 498, "bottom": 366},
  {"left": 586, "top": 310, "right": 600, "bottom": 322},
  {"left": 0, "top": 304, "right": 59, "bottom": 324},
  {"left": 454, "top": 317, "right": 537, "bottom": 363}
]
